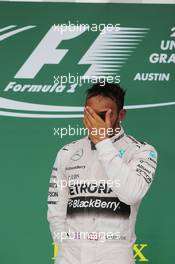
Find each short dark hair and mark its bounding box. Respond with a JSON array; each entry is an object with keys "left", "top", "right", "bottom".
[{"left": 85, "top": 82, "right": 126, "bottom": 112}]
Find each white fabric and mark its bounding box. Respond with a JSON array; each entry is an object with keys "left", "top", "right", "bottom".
[{"left": 47, "top": 127, "right": 158, "bottom": 264}]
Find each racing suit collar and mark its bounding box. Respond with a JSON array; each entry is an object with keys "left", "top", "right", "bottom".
[{"left": 88, "top": 126, "right": 125, "bottom": 150}]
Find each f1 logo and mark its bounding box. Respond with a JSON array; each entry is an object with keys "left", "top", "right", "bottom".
[{"left": 14, "top": 25, "right": 146, "bottom": 80}]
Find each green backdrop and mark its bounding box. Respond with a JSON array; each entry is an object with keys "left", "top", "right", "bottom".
[{"left": 0, "top": 2, "right": 175, "bottom": 263}]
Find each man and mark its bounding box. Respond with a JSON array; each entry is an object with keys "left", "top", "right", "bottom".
[{"left": 47, "top": 82, "right": 158, "bottom": 264}]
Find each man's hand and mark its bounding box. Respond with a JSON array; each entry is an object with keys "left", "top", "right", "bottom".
[{"left": 83, "top": 106, "right": 113, "bottom": 144}]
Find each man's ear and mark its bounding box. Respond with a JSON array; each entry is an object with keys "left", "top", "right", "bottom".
[{"left": 118, "top": 109, "right": 127, "bottom": 122}]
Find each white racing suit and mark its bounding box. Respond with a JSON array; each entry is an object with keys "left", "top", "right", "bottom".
[{"left": 47, "top": 127, "right": 158, "bottom": 264}]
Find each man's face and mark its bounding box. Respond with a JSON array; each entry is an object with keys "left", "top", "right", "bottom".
[{"left": 85, "top": 95, "right": 124, "bottom": 129}]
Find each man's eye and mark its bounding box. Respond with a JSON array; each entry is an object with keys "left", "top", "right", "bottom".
[{"left": 98, "top": 111, "right": 107, "bottom": 121}]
